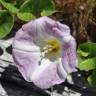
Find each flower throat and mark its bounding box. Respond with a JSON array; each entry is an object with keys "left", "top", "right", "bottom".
[{"left": 41, "top": 37, "right": 62, "bottom": 61}]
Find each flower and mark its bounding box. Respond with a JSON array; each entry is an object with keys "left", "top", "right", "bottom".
[{"left": 12, "top": 16, "right": 77, "bottom": 89}]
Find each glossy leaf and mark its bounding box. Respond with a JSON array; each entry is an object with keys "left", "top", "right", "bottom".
[
  {"left": 15, "top": 0, "right": 26, "bottom": 8},
  {"left": 87, "top": 70, "right": 96, "bottom": 86},
  {"left": 17, "top": 12, "right": 36, "bottom": 21},
  {"left": 19, "top": 0, "right": 55, "bottom": 16},
  {"left": 0, "top": 10, "right": 14, "bottom": 38},
  {"left": 78, "top": 57, "right": 96, "bottom": 71},
  {"left": 41, "top": 10, "right": 55, "bottom": 16},
  {"left": 0, "top": 0, "right": 18, "bottom": 13},
  {"left": 77, "top": 55, "right": 84, "bottom": 64},
  {"left": 78, "top": 42, "right": 96, "bottom": 57},
  {"left": 77, "top": 50, "right": 89, "bottom": 57},
  {"left": 2, "top": 0, "right": 16, "bottom": 4}
]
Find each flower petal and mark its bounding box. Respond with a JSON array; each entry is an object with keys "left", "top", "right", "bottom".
[
  {"left": 12, "top": 24, "right": 41, "bottom": 81},
  {"left": 35, "top": 17, "right": 57, "bottom": 41},
  {"left": 31, "top": 59, "right": 65, "bottom": 89},
  {"left": 13, "top": 49, "right": 41, "bottom": 81},
  {"left": 57, "top": 58, "right": 67, "bottom": 79},
  {"left": 61, "top": 37, "right": 77, "bottom": 73},
  {"left": 51, "top": 21, "right": 77, "bottom": 73},
  {"left": 67, "top": 37, "right": 77, "bottom": 70},
  {"left": 56, "top": 22, "right": 70, "bottom": 35},
  {"left": 52, "top": 22, "right": 71, "bottom": 43}
]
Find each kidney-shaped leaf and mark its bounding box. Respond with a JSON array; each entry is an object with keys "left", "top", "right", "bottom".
[
  {"left": 78, "top": 57, "right": 96, "bottom": 71},
  {"left": 0, "top": 0, "right": 18, "bottom": 13},
  {"left": 19, "top": 0, "right": 55, "bottom": 16},
  {"left": 41, "top": 10, "right": 55, "bottom": 16},
  {"left": 17, "top": 12, "right": 36, "bottom": 21},
  {"left": 78, "top": 42, "right": 96, "bottom": 57},
  {"left": 15, "top": 0, "right": 26, "bottom": 8},
  {"left": 0, "top": 10, "right": 14, "bottom": 39},
  {"left": 87, "top": 70, "right": 96, "bottom": 86},
  {"left": 77, "top": 50, "right": 89, "bottom": 57}
]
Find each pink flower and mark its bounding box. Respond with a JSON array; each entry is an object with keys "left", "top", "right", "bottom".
[{"left": 12, "top": 16, "right": 77, "bottom": 89}]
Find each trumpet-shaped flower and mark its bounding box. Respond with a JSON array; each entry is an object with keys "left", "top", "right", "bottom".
[{"left": 12, "top": 16, "right": 77, "bottom": 89}]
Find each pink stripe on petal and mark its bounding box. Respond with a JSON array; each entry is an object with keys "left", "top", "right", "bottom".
[
  {"left": 61, "top": 37, "right": 77, "bottom": 73},
  {"left": 61, "top": 51, "right": 73, "bottom": 73},
  {"left": 32, "top": 60, "right": 65, "bottom": 89},
  {"left": 67, "top": 37, "right": 77, "bottom": 69},
  {"left": 56, "top": 22, "right": 70, "bottom": 35},
  {"left": 13, "top": 49, "right": 40, "bottom": 82}
]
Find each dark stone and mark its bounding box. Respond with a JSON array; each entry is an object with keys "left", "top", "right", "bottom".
[{"left": 0, "top": 47, "right": 3, "bottom": 56}]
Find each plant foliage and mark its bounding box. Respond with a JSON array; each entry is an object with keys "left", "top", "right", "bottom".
[
  {"left": 78, "top": 42, "right": 96, "bottom": 86},
  {"left": 0, "top": 10, "right": 14, "bottom": 38},
  {"left": 0, "top": 0, "right": 55, "bottom": 39}
]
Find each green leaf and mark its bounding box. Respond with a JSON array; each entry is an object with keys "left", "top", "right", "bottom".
[
  {"left": 0, "top": 0, "right": 18, "bottom": 13},
  {"left": 17, "top": 12, "right": 36, "bottom": 21},
  {"left": 19, "top": 0, "right": 55, "bottom": 16},
  {"left": 78, "top": 57, "right": 96, "bottom": 71},
  {"left": 15, "top": 0, "right": 26, "bottom": 8},
  {"left": 0, "top": 10, "right": 14, "bottom": 38},
  {"left": 87, "top": 70, "right": 96, "bottom": 86},
  {"left": 41, "top": 10, "right": 55, "bottom": 16},
  {"left": 1, "top": 0, "right": 26, "bottom": 9},
  {"left": 77, "top": 55, "right": 84, "bottom": 64},
  {"left": 2, "top": 0, "right": 16, "bottom": 3},
  {"left": 78, "top": 42, "right": 96, "bottom": 57},
  {"left": 77, "top": 50, "right": 89, "bottom": 57}
]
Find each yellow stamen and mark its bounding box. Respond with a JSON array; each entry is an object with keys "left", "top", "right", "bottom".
[
  {"left": 41, "top": 37, "right": 62, "bottom": 60},
  {"left": 47, "top": 38, "right": 61, "bottom": 53}
]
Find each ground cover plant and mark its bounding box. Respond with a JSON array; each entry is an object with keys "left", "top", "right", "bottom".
[{"left": 0, "top": 0, "right": 96, "bottom": 87}]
